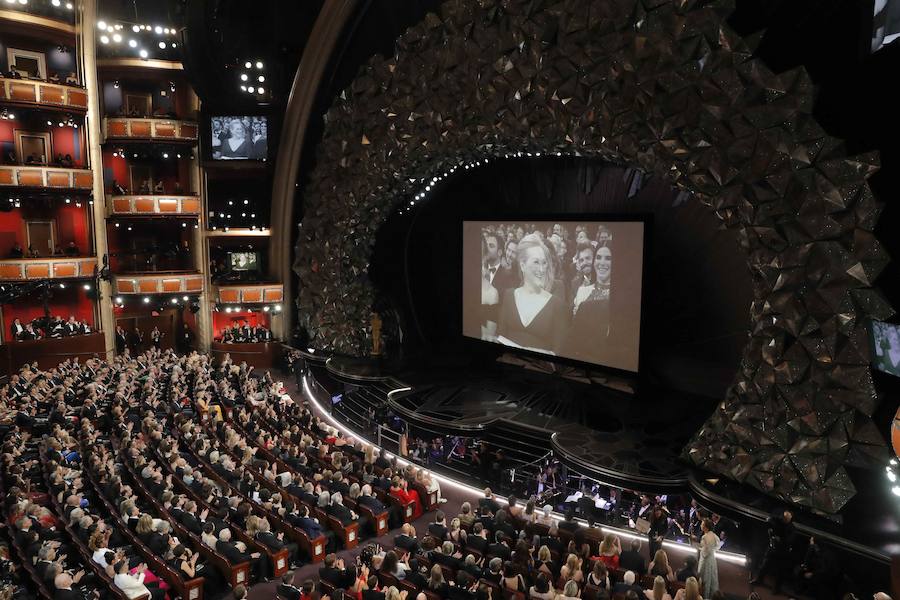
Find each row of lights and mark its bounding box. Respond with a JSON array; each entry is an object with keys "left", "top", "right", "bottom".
[
  {"left": 219, "top": 305, "right": 281, "bottom": 313},
  {"left": 113, "top": 222, "right": 199, "bottom": 230},
  {"left": 97, "top": 20, "right": 177, "bottom": 58},
  {"left": 396, "top": 151, "right": 563, "bottom": 215},
  {"left": 1, "top": 109, "right": 16, "bottom": 120},
  {"left": 115, "top": 295, "right": 191, "bottom": 305},
  {"left": 46, "top": 118, "right": 78, "bottom": 129},
  {"left": 5, "top": 0, "right": 74, "bottom": 8},
  {"left": 111, "top": 150, "right": 192, "bottom": 160},
  {"left": 238, "top": 60, "right": 266, "bottom": 95}
]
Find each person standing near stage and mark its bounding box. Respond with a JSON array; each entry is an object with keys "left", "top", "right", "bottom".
[
  {"left": 150, "top": 326, "right": 162, "bottom": 348},
  {"left": 697, "top": 518, "right": 719, "bottom": 597},
  {"left": 750, "top": 510, "right": 796, "bottom": 595}
]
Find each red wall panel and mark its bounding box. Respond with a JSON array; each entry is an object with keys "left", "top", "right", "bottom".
[
  {"left": 212, "top": 310, "right": 269, "bottom": 338},
  {"left": 2, "top": 286, "right": 95, "bottom": 342}
]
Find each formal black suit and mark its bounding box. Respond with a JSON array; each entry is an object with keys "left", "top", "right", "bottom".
[
  {"left": 394, "top": 533, "right": 420, "bottom": 554},
  {"left": 619, "top": 549, "right": 646, "bottom": 576},
  {"left": 277, "top": 583, "right": 303, "bottom": 600},
  {"left": 54, "top": 589, "right": 81, "bottom": 600},
  {"left": 466, "top": 536, "right": 488, "bottom": 554},
  {"left": 326, "top": 503, "right": 356, "bottom": 526},
  {"left": 428, "top": 523, "right": 449, "bottom": 540},
  {"left": 487, "top": 542, "right": 510, "bottom": 560},
  {"left": 319, "top": 564, "right": 356, "bottom": 589},
  {"left": 217, "top": 539, "right": 263, "bottom": 580}
]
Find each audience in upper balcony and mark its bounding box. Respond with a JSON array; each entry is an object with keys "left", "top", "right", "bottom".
[
  {"left": 219, "top": 322, "right": 274, "bottom": 344},
  {"left": 2, "top": 68, "right": 78, "bottom": 86},
  {"left": 9, "top": 315, "right": 93, "bottom": 342}
]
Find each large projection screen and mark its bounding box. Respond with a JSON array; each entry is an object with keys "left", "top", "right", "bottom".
[{"left": 462, "top": 220, "right": 645, "bottom": 372}]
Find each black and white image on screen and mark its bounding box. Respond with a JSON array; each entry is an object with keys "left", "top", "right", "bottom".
[
  {"left": 871, "top": 320, "right": 900, "bottom": 376},
  {"left": 872, "top": 0, "right": 900, "bottom": 52},
  {"left": 210, "top": 116, "right": 267, "bottom": 160},
  {"left": 462, "top": 221, "right": 644, "bottom": 372}
]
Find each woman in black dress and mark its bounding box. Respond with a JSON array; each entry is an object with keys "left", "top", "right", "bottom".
[
  {"left": 219, "top": 118, "right": 253, "bottom": 159},
  {"left": 496, "top": 234, "right": 566, "bottom": 355}
]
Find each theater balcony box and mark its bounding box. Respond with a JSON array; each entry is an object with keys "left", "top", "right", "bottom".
[
  {"left": 107, "top": 194, "right": 201, "bottom": 217},
  {"left": 210, "top": 341, "right": 280, "bottom": 369},
  {"left": 0, "top": 79, "right": 88, "bottom": 112},
  {"left": 214, "top": 283, "right": 283, "bottom": 305},
  {"left": 0, "top": 332, "right": 105, "bottom": 376},
  {"left": 0, "top": 257, "right": 97, "bottom": 281},
  {"left": 112, "top": 272, "right": 204, "bottom": 295},
  {"left": 0, "top": 166, "right": 92, "bottom": 190},
  {"left": 103, "top": 117, "right": 198, "bottom": 143}
]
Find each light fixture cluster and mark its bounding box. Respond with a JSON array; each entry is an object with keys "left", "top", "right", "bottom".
[
  {"left": 887, "top": 459, "right": 900, "bottom": 497},
  {"left": 0, "top": 109, "right": 15, "bottom": 120},
  {"left": 116, "top": 294, "right": 193, "bottom": 306},
  {"left": 396, "top": 151, "right": 563, "bottom": 215},
  {"left": 97, "top": 19, "right": 178, "bottom": 59},
  {"left": 4, "top": 0, "right": 74, "bottom": 10},
  {"left": 110, "top": 148, "right": 192, "bottom": 160},
  {"left": 217, "top": 304, "right": 281, "bottom": 313},
  {"left": 46, "top": 116, "right": 78, "bottom": 129},
  {"left": 7, "top": 197, "right": 21, "bottom": 208},
  {"left": 238, "top": 60, "right": 266, "bottom": 96}
]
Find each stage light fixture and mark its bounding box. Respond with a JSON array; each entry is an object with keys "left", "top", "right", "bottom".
[
  {"left": 83, "top": 284, "right": 90, "bottom": 290},
  {"left": 182, "top": 222, "right": 186, "bottom": 228},
  {"left": 159, "top": 42, "right": 166, "bottom": 49},
  {"left": 240, "top": 85, "right": 247, "bottom": 92},
  {"left": 244, "top": 61, "right": 252, "bottom": 69},
  {"left": 257, "top": 87, "right": 264, "bottom": 94},
  {"left": 225, "top": 307, "right": 232, "bottom": 313},
  {"left": 154, "top": 25, "right": 163, "bottom": 34},
  {"left": 115, "top": 223, "right": 119, "bottom": 227},
  {"left": 258, "top": 76, "right": 265, "bottom": 83},
  {"left": 100, "top": 35, "right": 109, "bottom": 44},
  {"left": 59, "top": 283, "right": 65, "bottom": 289},
  {"left": 171, "top": 298, "right": 178, "bottom": 304},
  {"left": 182, "top": 296, "right": 188, "bottom": 301},
  {"left": 66, "top": 3, "right": 72, "bottom": 9},
  {"left": 132, "top": 25, "right": 140, "bottom": 32},
  {"left": 51, "top": 0, "right": 60, "bottom": 5},
  {"left": 263, "top": 306, "right": 270, "bottom": 312},
  {"left": 65, "top": 198, "right": 70, "bottom": 204},
  {"left": 171, "top": 43, "right": 177, "bottom": 49},
  {"left": 97, "top": 20, "right": 107, "bottom": 30},
  {"left": 143, "top": 297, "right": 150, "bottom": 303},
  {"left": 115, "top": 297, "right": 123, "bottom": 304},
  {"left": 275, "top": 304, "right": 282, "bottom": 312},
  {"left": 255, "top": 61, "right": 263, "bottom": 69},
  {"left": 163, "top": 153, "right": 169, "bottom": 158},
  {"left": 113, "top": 34, "right": 122, "bottom": 43},
  {"left": 243, "top": 199, "right": 249, "bottom": 205},
  {"left": 248, "top": 86, "right": 255, "bottom": 94},
  {"left": 139, "top": 49, "right": 148, "bottom": 59},
  {"left": 240, "top": 74, "right": 248, "bottom": 81}
]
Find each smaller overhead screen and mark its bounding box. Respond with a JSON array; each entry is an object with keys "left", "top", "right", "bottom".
[
  {"left": 872, "top": 0, "right": 900, "bottom": 52},
  {"left": 210, "top": 116, "right": 267, "bottom": 160},
  {"left": 871, "top": 320, "right": 900, "bottom": 377},
  {"left": 229, "top": 251, "right": 259, "bottom": 272}
]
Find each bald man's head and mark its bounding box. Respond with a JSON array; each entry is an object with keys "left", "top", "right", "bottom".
[
  {"left": 54, "top": 572, "right": 73, "bottom": 590},
  {"left": 874, "top": 593, "right": 892, "bottom": 600}
]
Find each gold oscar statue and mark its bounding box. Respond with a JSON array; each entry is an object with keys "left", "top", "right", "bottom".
[{"left": 371, "top": 312, "right": 383, "bottom": 357}]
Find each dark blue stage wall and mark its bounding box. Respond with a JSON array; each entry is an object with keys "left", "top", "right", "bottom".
[{"left": 370, "top": 157, "right": 755, "bottom": 400}]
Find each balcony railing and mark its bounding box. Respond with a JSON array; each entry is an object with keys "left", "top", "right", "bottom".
[
  {"left": 0, "top": 256, "right": 97, "bottom": 281},
  {"left": 103, "top": 117, "right": 198, "bottom": 142},
  {"left": 0, "top": 165, "right": 93, "bottom": 190},
  {"left": 108, "top": 194, "right": 201, "bottom": 216},
  {"left": 0, "top": 78, "right": 87, "bottom": 111},
  {"left": 113, "top": 272, "right": 204, "bottom": 295},
  {"left": 215, "top": 283, "right": 283, "bottom": 304}
]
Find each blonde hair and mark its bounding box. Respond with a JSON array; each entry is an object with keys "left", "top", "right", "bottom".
[
  {"left": 515, "top": 234, "right": 555, "bottom": 292},
  {"left": 562, "top": 580, "right": 579, "bottom": 598},
  {"left": 652, "top": 576, "right": 667, "bottom": 600},
  {"left": 135, "top": 514, "right": 154, "bottom": 535},
  {"left": 652, "top": 549, "right": 669, "bottom": 573},
  {"left": 537, "top": 545, "right": 551, "bottom": 562},
  {"left": 599, "top": 533, "right": 619, "bottom": 556},
  {"left": 683, "top": 577, "right": 700, "bottom": 600}
]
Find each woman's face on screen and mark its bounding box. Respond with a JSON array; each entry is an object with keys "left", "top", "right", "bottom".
[
  {"left": 595, "top": 246, "right": 612, "bottom": 284},
  {"left": 521, "top": 246, "right": 549, "bottom": 290},
  {"left": 230, "top": 120, "right": 245, "bottom": 139}
]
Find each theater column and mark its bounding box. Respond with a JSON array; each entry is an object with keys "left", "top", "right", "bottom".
[
  {"left": 81, "top": 0, "right": 116, "bottom": 359},
  {"left": 191, "top": 90, "right": 211, "bottom": 352}
]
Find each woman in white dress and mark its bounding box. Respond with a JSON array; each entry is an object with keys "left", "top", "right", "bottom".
[{"left": 697, "top": 518, "right": 719, "bottom": 597}]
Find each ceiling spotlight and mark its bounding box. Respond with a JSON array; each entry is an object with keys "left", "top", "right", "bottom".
[
  {"left": 171, "top": 298, "right": 178, "bottom": 304},
  {"left": 154, "top": 25, "right": 163, "bottom": 34},
  {"left": 132, "top": 25, "right": 140, "bottom": 32},
  {"left": 171, "top": 43, "right": 177, "bottom": 48},
  {"left": 257, "top": 87, "right": 264, "bottom": 94},
  {"left": 243, "top": 199, "right": 249, "bottom": 204},
  {"left": 113, "top": 79, "right": 120, "bottom": 88},
  {"left": 225, "top": 307, "right": 232, "bottom": 313},
  {"left": 163, "top": 27, "right": 171, "bottom": 34},
  {"left": 163, "top": 153, "right": 169, "bottom": 158},
  {"left": 113, "top": 33, "right": 122, "bottom": 43},
  {"left": 115, "top": 297, "right": 123, "bottom": 304},
  {"left": 128, "top": 39, "right": 137, "bottom": 48},
  {"left": 83, "top": 284, "right": 90, "bottom": 290},
  {"left": 66, "top": 2, "right": 72, "bottom": 8},
  {"left": 176, "top": 153, "right": 181, "bottom": 159},
  {"left": 100, "top": 35, "right": 110, "bottom": 44},
  {"left": 240, "top": 85, "right": 247, "bottom": 92},
  {"left": 248, "top": 86, "right": 255, "bottom": 93},
  {"left": 240, "top": 73, "right": 248, "bottom": 81},
  {"left": 97, "top": 21, "right": 107, "bottom": 30},
  {"left": 275, "top": 304, "right": 282, "bottom": 312},
  {"left": 263, "top": 306, "right": 270, "bottom": 312},
  {"left": 139, "top": 49, "right": 148, "bottom": 59},
  {"left": 51, "top": 0, "right": 60, "bottom": 5},
  {"left": 59, "top": 283, "right": 65, "bottom": 289},
  {"left": 255, "top": 61, "right": 263, "bottom": 69},
  {"left": 258, "top": 75, "right": 265, "bottom": 83},
  {"left": 182, "top": 296, "right": 188, "bottom": 301},
  {"left": 143, "top": 297, "right": 150, "bottom": 304},
  {"left": 244, "top": 61, "right": 252, "bottom": 69},
  {"left": 159, "top": 42, "right": 166, "bottom": 49}
]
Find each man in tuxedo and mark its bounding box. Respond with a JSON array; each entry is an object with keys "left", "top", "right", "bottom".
[
  {"left": 487, "top": 531, "right": 511, "bottom": 560},
  {"left": 22, "top": 323, "right": 40, "bottom": 340},
  {"left": 568, "top": 243, "right": 595, "bottom": 309},
  {"left": 751, "top": 510, "right": 796, "bottom": 594},
  {"left": 428, "top": 510, "right": 449, "bottom": 540},
  {"left": 483, "top": 233, "right": 503, "bottom": 287},
  {"left": 619, "top": 538, "right": 646, "bottom": 576},
  {"left": 394, "top": 522, "right": 420, "bottom": 553},
  {"left": 10, "top": 318, "right": 25, "bottom": 340},
  {"left": 276, "top": 572, "right": 302, "bottom": 600},
  {"left": 319, "top": 554, "right": 356, "bottom": 589},
  {"left": 64, "top": 316, "right": 80, "bottom": 336},
  {"left": 216, "top": 528, "right": 265, "bottom": 581},
  {"left": 115, "top": 327, "right": 128, "bottom": 354},
  {"left": 256, "top": 520, "right": 299, "bottom": 568},
  {"left": 479, "top": 488, "right": 501, "bottom": 516},
  {"left": 612, "top": 571, "right": 643, "bottom": 597},
  {"left": 53, "top": 572, "right": 85, "bottom": 600},
  {"left": 330, "top": 472, "right": 351, "bottom": 497}
]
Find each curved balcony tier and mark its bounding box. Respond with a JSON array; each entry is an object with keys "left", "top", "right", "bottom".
[
  {"left": 0, "top": 256, "right": 97, "bottom": 281},
  {"left": 108, "top": 194, "right": 201, "bottom": 216},
  {"left": 0, "top": 78, "right": 87, "bottom": 112},
  {"left": 113, "top": 272, "right": 203, "bottom": 295},
  {"left": 215, "top": 283, "right": 283, "bottom": 304},
  {"left": 103, "top": 117, "right": 198, "bottom": 142},
  {"left": 0, "top": 165, "right": 93, "bottom": 191}
]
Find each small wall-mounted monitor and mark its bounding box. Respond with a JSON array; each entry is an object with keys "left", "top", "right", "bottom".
[
  {"left": 229, "top": 251, "right": 259, "bottom": 272},
  {"left": 210, "top": 116, "right": 267, "bottom": 160},
  {"left": 871, "top": 319, "right": 900, "bottom": 377}
]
